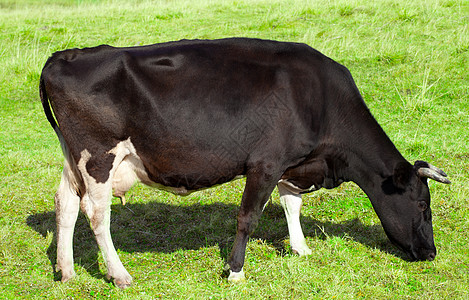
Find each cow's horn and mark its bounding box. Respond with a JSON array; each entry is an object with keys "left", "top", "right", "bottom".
[{"left": 415, "top": 161, "right": 451, "bottom": 184}]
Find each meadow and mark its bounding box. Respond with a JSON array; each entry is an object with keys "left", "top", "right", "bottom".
[{"left": 0, "top": 0, "right": 468, "bottom": 298}]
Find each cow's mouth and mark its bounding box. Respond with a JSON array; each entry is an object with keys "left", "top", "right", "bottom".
[{"left": 408, "top": 247, "right": 436, "bottom": 262}]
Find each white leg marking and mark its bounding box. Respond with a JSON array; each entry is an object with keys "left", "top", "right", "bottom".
[
  {"left": 228, "top": 268, "right": 245, "bottom": 283},
  {"left": 77, "top": 139, "right": 138, "bottom": 288},
  {"left": 55, "top": 160, "right": 80, "bottom": 282},
  {"left": 278, "top": 183, "right": 312, "bottom": 256}
]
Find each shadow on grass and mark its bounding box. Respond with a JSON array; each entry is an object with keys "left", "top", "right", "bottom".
[{"left": 26, "top": 201, "right": 406, "bottom": 280}]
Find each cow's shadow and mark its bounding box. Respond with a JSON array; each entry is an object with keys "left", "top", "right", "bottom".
[{"left": 26, "top": 200, "right": 406, "bottom": 280}]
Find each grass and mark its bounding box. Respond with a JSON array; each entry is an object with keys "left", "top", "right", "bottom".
[{"left": 0, "top": 0, "right": 468, "bottom": 298}]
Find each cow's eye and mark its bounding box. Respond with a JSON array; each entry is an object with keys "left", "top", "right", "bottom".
[{"left": 418, "top": 201, "right": 428, "bottom": 211}]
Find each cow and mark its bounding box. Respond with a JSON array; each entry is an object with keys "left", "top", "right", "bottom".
[{"left": 40, "top": 38, "right": 450, "bottom": 288}]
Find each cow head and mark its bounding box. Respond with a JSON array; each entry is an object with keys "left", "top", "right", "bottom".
[{"left": 376, "top": 161, "right": 450, "bottom": 261}]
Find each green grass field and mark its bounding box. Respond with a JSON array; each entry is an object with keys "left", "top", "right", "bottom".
[{"left": 0, "top": 0, "right": 468, "bottom": 298}]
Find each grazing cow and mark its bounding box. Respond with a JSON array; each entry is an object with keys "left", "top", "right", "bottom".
[{"left": 40, "top": 38, "right": 450, "bottom": 288}]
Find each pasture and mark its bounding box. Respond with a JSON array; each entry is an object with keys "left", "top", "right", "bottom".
[{"left": 0, "top": 0, "right": 468, "bottom": 298}]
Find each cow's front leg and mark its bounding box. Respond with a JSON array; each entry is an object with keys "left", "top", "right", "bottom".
[
  {"left": 55, "top": 166, "right": 80, "bottom": 282},
  {"left": 81, "top": 185, "right": 132, "bottom": 289},
  {"left": 227, "top": 168, "right": 279, "bottom": 282},
  {"left": 277, "top": 183, "right": 312, "bottom": 256}
]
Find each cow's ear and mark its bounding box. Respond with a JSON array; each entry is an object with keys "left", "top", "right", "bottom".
[{"left": 393, "top": 161, "right": 414, "bottom": 190}]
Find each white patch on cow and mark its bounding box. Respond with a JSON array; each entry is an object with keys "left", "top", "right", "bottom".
[
  {"left": 277, "top": 182, "right": 312, "bottom": 256},
  {"left": 227, "top": 268, "right": 245, "bottom": 283},
  {"left": 277, "top": 179, "right": 317, "bottom": 194}
]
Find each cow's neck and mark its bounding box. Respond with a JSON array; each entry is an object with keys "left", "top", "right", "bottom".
[{"left": 325, "top": 104, "right": 407, "bottom": 194}]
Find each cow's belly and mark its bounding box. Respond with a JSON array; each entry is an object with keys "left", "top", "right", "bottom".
[
  {"left": 111, "top": 138, "right": 246, "bottom": 196},
  {"left": 114, "top": 155, "right": 245, "bottom": 196}
]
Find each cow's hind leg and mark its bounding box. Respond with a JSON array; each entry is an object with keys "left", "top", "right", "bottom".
[
  {"left": 55, "top": 161, "right": 81, "bottom": 282},
  {"left": 78, "top": 150, "right": 132, "bottom": 289},
  {"left": 226, "top": 166, "right": 280, "bottom": 282},
  {"left": 277, "top": 183, "right": 312, "bottom": 256}
]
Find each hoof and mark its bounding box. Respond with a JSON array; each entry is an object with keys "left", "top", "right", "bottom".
[
  {"left": 292, "top": 246, "right": 312, "bottom": 256},
  {"left": 107, "top": 273, "right": 132, "bottom": 289},
  {"left": 227, "top": 269, "right": 245, "bottom": 283},
  {"left": 115, "top": 279, "right": 132, "bottom": 289},
  {"left": 58, "top": 268, "right": 76, "bottom": 283}
]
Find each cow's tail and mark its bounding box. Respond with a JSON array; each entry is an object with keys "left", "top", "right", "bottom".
[
  {"left": 40, "top": 72, "right": 83, "bottom": 195},
  {"left": 40, "top": 74, "right": 60, "bottom": 135}
]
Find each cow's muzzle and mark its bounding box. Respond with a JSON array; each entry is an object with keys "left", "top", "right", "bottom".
[{"left": 409, "top": 247, "right": 436, "bottom": 261}]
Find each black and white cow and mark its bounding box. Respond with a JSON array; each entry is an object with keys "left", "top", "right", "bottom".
[{"left": 40, "top": 38, "right": 450, "bottom": 288}]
